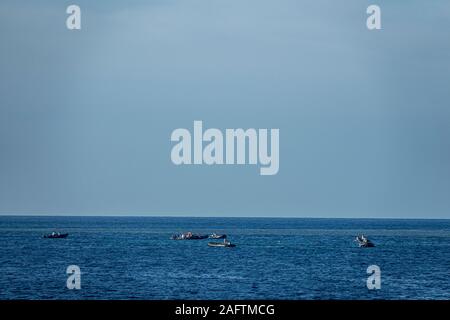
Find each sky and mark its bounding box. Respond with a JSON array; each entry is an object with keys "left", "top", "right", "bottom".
[{"left": 0, "top": 0, "right": 449, "bottom": 218}]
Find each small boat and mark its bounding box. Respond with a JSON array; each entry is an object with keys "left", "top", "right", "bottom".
[
  {"left": 209, "top": 233, "right": 227, "bottom": 239},
  {"left": 355, "top": 235, "right": 375, "bottom": 247},
  {"left": 208, "top": 241, "right": 236, "bottom": 248},
  {"left": 44, "top": 232, "right": 69, "bottom": 239},
  {"left": 171, "top": 232, "right": 208, "bottom": 240},
  {"left": 186, "top": 234, "right": 208, "bottom": 240}
]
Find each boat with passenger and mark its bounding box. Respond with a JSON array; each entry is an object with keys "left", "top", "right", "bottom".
[
  {"left": 208, "top": 239, "right": 236, "bottom": 248},
  {"left": 208, "top": 233, "right": 227, "bottom": 239},
  {"left": 44, "top": 232, "right": 69, "bottom": 239},
  {"left": 355, "top": 234, "right": 375, "bottom": 247},
  {"left": 170, "top": 232, "right": 208, "bottom": 240}
]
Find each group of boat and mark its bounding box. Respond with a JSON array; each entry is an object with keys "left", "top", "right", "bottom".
[
  {"left": 171, "top": 232, "right": 236, "bottom": 247},
  {"left": 42, "top": 230, "right": 374, "bottom": 248}
]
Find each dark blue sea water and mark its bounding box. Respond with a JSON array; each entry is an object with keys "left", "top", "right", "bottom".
[{"left": 0, "top": 216, "right": 449, "bottom": 300}]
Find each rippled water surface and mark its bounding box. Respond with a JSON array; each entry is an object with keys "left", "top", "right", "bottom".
[{"left": 0, "top": 216, "right": 449, "bottom": 299}]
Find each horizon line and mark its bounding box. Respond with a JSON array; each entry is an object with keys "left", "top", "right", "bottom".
[{"left": 0, "top": 213, "right": 449, "bottom": 220}]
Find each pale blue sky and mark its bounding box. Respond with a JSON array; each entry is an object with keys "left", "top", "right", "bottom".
[{"left": 0, "top": 1, "right": 449, "bottom": 218}]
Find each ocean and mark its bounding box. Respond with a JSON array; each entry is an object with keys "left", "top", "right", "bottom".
[{"left": 0, "top": 216, "right": 449, "bottom": 300}]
